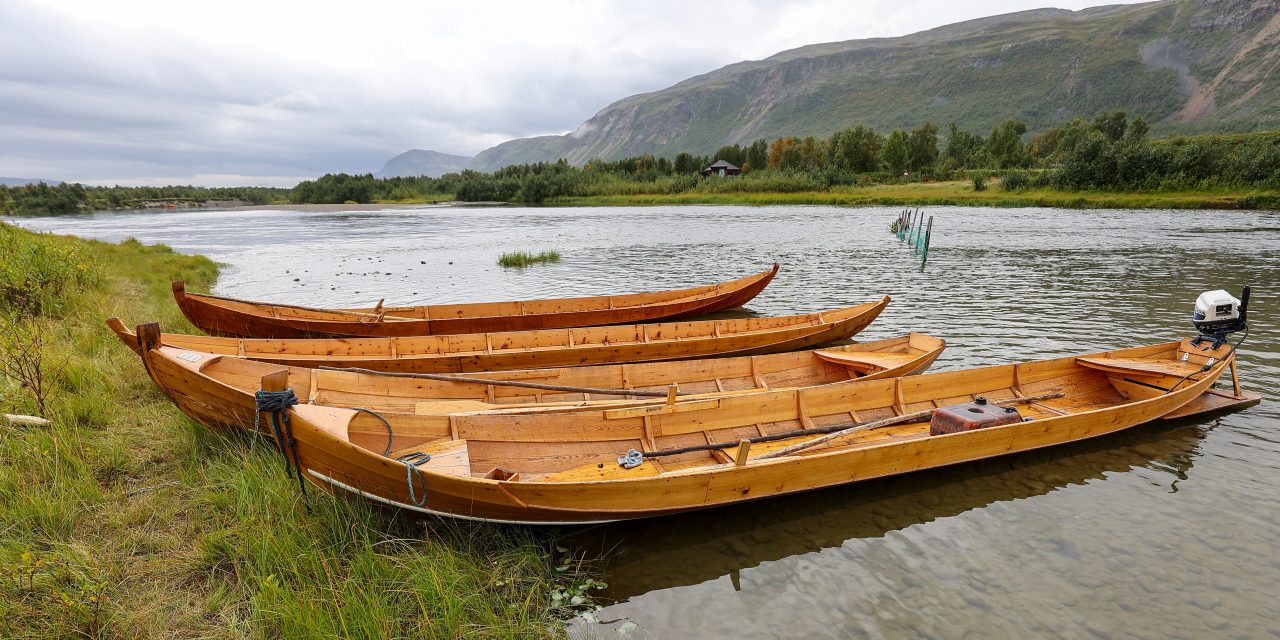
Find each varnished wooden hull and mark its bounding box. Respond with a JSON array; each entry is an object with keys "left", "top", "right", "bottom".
[
  {"left": 116, "top": 297, "right": 890, "bottom": 373},
  {"left": 281, "top": 340, "right": 1236, "bottom": 524},
  {"left": 174, "top": 264, "right": 780, "bottom": 338},
  {"left": 114, "top": 323, "right": 944, "bottom": 434},
  {"left": 130, "top": 326, "right": 1247, "bottom": 524}
]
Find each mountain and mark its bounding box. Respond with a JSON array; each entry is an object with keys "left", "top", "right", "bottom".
[
  {"left": 375, "top": 149, "right": 473, "bottom": 178},
  {"left": 0, "top": 177, "right": 60, "bottom": 187},
  {"left": 470, "top": 0, "right": 1280, "bottom": 170}
]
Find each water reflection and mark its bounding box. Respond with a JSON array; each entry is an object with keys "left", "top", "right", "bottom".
[{"left": 7, "top": 205, "right": 1278, "bottom": 638}]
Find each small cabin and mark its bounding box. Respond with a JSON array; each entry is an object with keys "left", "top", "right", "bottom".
[{"left": 701, "top": 160, "right": 741, "bottom": 177}]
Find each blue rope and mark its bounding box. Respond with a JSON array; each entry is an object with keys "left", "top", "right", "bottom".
[
  {"left": 352, "top": 406, "right": 430, "bottom": 507},
  {"left": 396, "top": 453, "right": 430, "bottom": 507},
  {"left": 254, "top": 389, "right": 307, "bottom": 496}
]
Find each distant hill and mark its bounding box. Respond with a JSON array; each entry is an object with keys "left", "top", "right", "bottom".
[
  {"left": 375, "top": 149, "right": 473, "bottom": 178},
  {"left": 0, "top": 177, "right": 61, "bottom": 187},
  {"left": 470, "top": 0, "right": 1280, "bottom": 170}
]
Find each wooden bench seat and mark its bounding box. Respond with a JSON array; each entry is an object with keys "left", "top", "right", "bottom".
[
  {"left": 1075, "top": 356, "right": 1204, "bottom": 378},
  {"left": 815, "top": 349, "right": 919, "bottom": 373}
]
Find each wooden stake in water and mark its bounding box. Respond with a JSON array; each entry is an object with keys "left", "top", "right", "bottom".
[{"left": 920, "top": 216, "right": 934, "bottom": 269}]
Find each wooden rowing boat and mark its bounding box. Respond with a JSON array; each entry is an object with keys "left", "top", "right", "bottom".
[
  {"left": 108, "top": 297, "right": 890, "bottom": 373},
  {"left": 113, "top": 322, "right": 944, "bottom": 433},
  {"left": 172, "top": 264, "right": 780, "bottom": 338},
  {"left": 130, "top": 324, "right": 1250, "bottom": 524}
]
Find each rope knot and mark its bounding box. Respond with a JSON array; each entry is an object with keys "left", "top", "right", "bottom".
[
  {"left": 254, "top": 388, "right": 299, "bottom": 413},
  {"left": 254, "top": 388, "right": 307, "bottom": 496}
]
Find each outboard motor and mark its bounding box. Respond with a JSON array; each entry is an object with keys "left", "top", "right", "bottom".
[{"left": 1191, "top": 286, "right": 1250, "bottom": 349}]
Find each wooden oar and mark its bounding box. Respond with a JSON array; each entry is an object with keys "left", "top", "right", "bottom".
[
  {"left": 634, "top": 392, "right": 1063, "bottom": 461},
  {"left": 192, "top": 290, "right": 412, "bottom": 321},
  {"left": 319, "top": 366, "right": 682, "bottom": 399},
  {"left": 755, "top": 393, "right": 1063, "bottom": 460}
]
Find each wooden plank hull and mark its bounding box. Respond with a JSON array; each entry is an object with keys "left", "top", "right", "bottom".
[
  {"left": 277, "top": 340, "right": 1238, "bottom": 524},
  {"left": 174, "top": 264, "right": 780, "bottom": 338},
  {"left": 116, "top": 297, "right": 890, "bottom": 373},
  {"left": 115, "top": 321, "right": 942, "bottom": 433},
  {"left": 128, "top": 326, "right": 1251, "bottom": 525}
]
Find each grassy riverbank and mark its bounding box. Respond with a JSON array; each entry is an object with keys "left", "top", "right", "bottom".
[
  {"left": 548, "top": 180, "right": 1280, "bottom": 209},
  {"left": 0, "top": 223, "right": 580, "bottom": 638}
]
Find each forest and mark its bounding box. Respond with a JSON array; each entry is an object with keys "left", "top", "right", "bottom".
[{"left": 6, "top": 111, "right": 1280, "bottom": 214}]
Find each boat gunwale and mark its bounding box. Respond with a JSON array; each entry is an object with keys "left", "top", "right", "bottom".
[{"left": 284, "top": 339, "right": 1226, "bottom": 489}]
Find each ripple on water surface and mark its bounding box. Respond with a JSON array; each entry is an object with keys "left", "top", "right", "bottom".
[{"left": 8, "top": 204, "right": 1280, "bottom": 638}]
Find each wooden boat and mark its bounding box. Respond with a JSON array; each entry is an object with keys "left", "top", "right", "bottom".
[
  {"left": 108, "top": 297, "right": 890, "bottom": 373},
  {"left": 172, "top": 264, "right": 780, "bottom": 338},
  {"left": 129, "top": 324, "right": 1250, "bottom": 524},
  {"left": 111, "top": 321, "right": 944, "bottom": 432}
]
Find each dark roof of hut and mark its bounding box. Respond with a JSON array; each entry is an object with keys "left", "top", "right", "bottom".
[{"left": 706, "top": 160, "right": 740, "bottom": 170}]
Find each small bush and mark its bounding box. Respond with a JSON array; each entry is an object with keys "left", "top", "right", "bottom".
[
  {"left": 1001, "top": 171, "right": 1030, "bottom": 191},
  {"left": 0, "top": 224, "right": 99, "bottom": 318},
  {"left": 498, "top": 250, "right": 561, "bottom": 268},
  {"left": 972, "top": 174, "right": 987, "bottom": 192}
]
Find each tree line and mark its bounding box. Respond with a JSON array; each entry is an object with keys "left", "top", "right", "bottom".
[
  {"left": 0, "top": 183, "right": 286, "bottom": 215},
  {"left": 7, "top": 110, "right": 1280, "bottom": 214}
]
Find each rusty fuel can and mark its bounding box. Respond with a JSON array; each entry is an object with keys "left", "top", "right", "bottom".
[{"left": 929, "top": 396, "right": 1023, "bottom": 436}]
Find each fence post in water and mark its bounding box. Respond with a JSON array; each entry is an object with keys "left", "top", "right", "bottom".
[{"left": 920, "top": 216, "right": 934, "bottom": 269}]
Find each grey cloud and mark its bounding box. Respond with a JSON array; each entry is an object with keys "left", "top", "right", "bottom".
[{"left": 0, "top": 0, "right": 1148, "bottom": 185}]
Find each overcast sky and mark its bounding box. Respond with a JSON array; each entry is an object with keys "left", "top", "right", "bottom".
[{"left": 0, "top": 0, "right": 1148, "bottom": 187}]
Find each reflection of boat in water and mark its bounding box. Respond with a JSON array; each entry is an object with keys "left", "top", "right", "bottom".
[{"left": 570, "top": 419, "right": 1211, "bottom": 602}]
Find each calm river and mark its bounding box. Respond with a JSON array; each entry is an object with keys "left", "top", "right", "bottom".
[{"left": 8, "top": 204, "right": 1280, "bottom": 638}]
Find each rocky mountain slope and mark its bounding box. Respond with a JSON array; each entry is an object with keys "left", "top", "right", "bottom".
[
  {"left": 375, "top": 149, "right": 473, "bottom": 178},
  {"left": 467, "top": 0, "right": 1280, "bottom": 170}
]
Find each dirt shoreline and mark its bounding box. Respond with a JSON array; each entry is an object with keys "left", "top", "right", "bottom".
[{"left": 223, "top": 201, "right": 508, "bottom": 213}]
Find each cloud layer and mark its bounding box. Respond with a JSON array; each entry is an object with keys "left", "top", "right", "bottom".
[{"left": 0, "top": 0, "right": 1146, "bottom": 186}]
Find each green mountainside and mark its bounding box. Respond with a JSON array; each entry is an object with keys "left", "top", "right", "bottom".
[{"left": 469, "top": 0, "right": 1280, "bottom": 170}]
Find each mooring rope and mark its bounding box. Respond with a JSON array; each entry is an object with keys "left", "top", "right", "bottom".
[
  {"left": 396, "top": 452, "right": 431, "bottom": 507},
  {"left": 254, "top": 389, "right": 307, "bottom": 496},
  {"left": 350, "top": 406, "right": 430, "bottom": 507}
]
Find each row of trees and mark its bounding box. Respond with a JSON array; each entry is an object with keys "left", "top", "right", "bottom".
[
  {"left": 8, "top": 110, "right": 1280, "bottom": 214},
  {"left": 0, "top": 182, "right": 284, "bottom": 215}
]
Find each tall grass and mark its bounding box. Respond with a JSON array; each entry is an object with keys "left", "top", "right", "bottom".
[
  {"left": 498, "top": 250, "right": 562, "bottom": 268},
  {"left": 0, "top": 222, "right": 579, "bottom": 638}
]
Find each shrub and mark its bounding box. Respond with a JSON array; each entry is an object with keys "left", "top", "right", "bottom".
[
  {"left": 972, "top": 174, "right": 987, "bottom": 192},
  {"left": 0, "top": 224, "right": 99, "bottom": 318},
  {"left": 1001, "top": 171, "right": 1030, "bottom": 191}
]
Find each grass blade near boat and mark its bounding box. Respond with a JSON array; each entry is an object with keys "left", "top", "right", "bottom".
[
  {"left": 172, "top": 263, "right": 780, "bottom": 338},
  {"left": 110, "top": 297, "right": 890, "bottom": 373}
]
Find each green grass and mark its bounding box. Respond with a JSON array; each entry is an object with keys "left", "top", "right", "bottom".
[
  {"left": 373, "top": 193, "right": 456, "bottom": 205},
  {"left": 549, "top": 180, "right": 1280, "bottom": 210},
  {"left": 0, "top": 223, "right": 580, "bottom": 638},
  {"left": 498, "top": 250, "right": 562, "bottom": 268}
]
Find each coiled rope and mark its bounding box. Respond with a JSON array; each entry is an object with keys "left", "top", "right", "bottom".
[
  {"left": 353, "top": 406, "right": 430, "bottom": 507},
  {"left": 254, "top": 389, "right": 307, "bottom": 496}
]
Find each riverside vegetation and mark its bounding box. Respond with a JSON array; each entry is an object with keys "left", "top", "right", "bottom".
[
  {"left": 498, "top": 250, "right": 562, "bottom": 268},
  {"left": 0, "top": 222, "right": 597, "bottom": 638},
  {"left": 4, "top": 111, "right": 1280, "bottom": 215}
]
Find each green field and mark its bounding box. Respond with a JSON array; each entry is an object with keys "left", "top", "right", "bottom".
[
  {"left": 550, "top": 180, "right": 1280, "bottom": 210},
  {"left": 0, "top": 223, "right": 584, "bottom": 638}
]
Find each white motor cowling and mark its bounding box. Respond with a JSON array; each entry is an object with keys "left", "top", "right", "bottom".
[{"left": 1192, "top": 286, "right": 1250, "bottom": 347}]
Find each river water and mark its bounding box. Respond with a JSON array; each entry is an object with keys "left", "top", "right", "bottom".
[{"left": 8, "top": 204, "right": 1279, "bottom": 638}]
